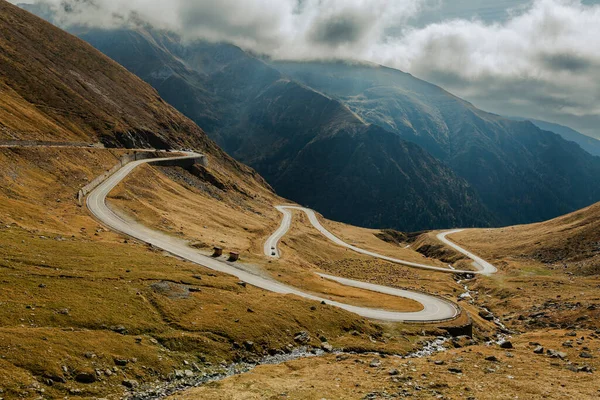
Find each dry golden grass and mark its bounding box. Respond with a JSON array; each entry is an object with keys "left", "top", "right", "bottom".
[
  {"left": 0, "top": 147, "right": 440, "bottom": 398},
  {"left": 426, "top": 209, "right": 600, "bottom": 332},
  {"left": 108, "top": 164, "right": 447, "bottom": 313},
  {"left": 450, "top": 202, "right": 600, "bottom": 273},
  {"left": 171, "top": 329, "right": 600, "bottom": 400}
]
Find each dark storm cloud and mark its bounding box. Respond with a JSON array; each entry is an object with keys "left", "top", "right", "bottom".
[
  {"left": 309, "top": 12, "right": 372, "bottom": 46},
  {"left": 13, "top": 0, "right": 600, "bottom": 138},
  {"left": 539, "top": 52, "right": 593, "bottom": 72}
]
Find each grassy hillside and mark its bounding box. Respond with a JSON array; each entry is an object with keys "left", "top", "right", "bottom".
[
  {"left": 72, "top": 26, "right": 494, "bottom": 231},
  {"left": 0, "top": 4, "right": 464, "bottom": 397},
  {"left": 453, "top": 201, "right": 600, "bottom": 275},
  {"left": 0, "top": 1, "right": 229, "bottom": 169}
]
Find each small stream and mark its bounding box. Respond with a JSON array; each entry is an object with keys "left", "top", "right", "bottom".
[
  {"left": 127, "top": 277, "right": 512, "bottom": 399},
  {"left": 125, "top": 335, "right": 457, "bottom": 400},
  {"left": 126, "top": 347, "right": 326, "bottom": 400},
  {"left": 456, "top": 277, "right": 512, "bottom": 346}
]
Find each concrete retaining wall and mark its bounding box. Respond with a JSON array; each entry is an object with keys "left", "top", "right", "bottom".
[
  {"left": 149, "top": 155, "right": 208, "bottom": 169},
  {"left": 77, "top": 152, "right": 207, "bottom": 206}
]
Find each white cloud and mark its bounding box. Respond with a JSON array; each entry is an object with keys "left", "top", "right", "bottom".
[
  {"left": 377, "top": 0, "right": 600, "bottom": 137},
  {"left": 13, "top": 0, "right": 600, "bottom": 137}
]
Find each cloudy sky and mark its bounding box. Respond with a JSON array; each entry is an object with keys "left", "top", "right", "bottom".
[{"left": 13, "top": 0, "right": 600, "bottom": 138}]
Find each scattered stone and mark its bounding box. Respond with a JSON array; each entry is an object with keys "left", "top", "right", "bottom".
[
  {"left": 485, "top": 356, "right": 499, "bottom": 362},
  {"left": 566, "top": 331, "right": 577, "bottom": 337},
  {"left": 122, "top": 379, "right": 139, "bottom": 389},
  {"left": 321, "top": 342, "right": 333, "bottom": 352},
  {"left": 111, "top": 325, "right": 127, "bottom": 334},
  {"left": 57, "top": 308, "right": 69, "bottom": 315},
  {"left": 478, "top": 311, "right": 494, "bottom": 321},
  {"left": 448, "top": 367, "right": 463, "bottom": 374},
  {"left": 75, "top": 372, "right": 96, "bottom": 384},
  {"left": 173, "top": 370, "right": 185, "bottom": 380},
  {"left": 43, "top": 373, "right": 66, "bottom": 384},
  {"left": 533, "top": 346, "right": 544, "bottom": 354},
  {"left": 38, "top": 284, "right": 46, "bottom": 288},
  {"left": 434, "top": 360, "right": 445, "bottom": 366},
  {"left": 499, "top": 341, "right": 513, "bottom": 349},
  {"left": 114, "top": 358, "right": 129, "bottom": 366},
  {"left": 566, "top": 364, "right": 578, "bottom": 373},
  {"left": 310, "top": 306, "right": 317, "bottom": 311},
  {"left": 236, "top": 281, "right": 247, "bottom": 288},
  {"left": 562, "top": 340, "right": 573, "bottom": 348},
  {"left": 580, "top": 352, "right": 593, "bottom": 359},
  {"left": 84, "top": 352, "right": 96, "bottom": 359},
  {"left": 243, "top": 341, "right": 254, "bottom": 350},
  {"left": 369, "top": 358, "right": 381, "bottom": 368},
  {"left": 577, "top": 365, "right": 593, "bottom": 373},
  {"left": 388, "top": 368, "right": 400, "bottom": 376},
  {"left": 246, "top": 308, "right": 254, "bottom": 313},
  {"left": 547, "top": 349, "right": 568, "bottom": 359},
  {"left": 294, "top": 331, "right": 310, "bottom": 344}
]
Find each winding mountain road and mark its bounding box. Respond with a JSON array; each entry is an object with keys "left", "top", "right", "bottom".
[
  {"left": 266, "top": 206, "right": 496, "bottom": 275},
  {"left": 86, "top": 153, "right": 495, "bottom": 322}
]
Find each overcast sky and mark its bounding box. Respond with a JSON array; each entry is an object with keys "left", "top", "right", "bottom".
[{"left": 13, "top": 0, "right": 600, "bottom": 139}]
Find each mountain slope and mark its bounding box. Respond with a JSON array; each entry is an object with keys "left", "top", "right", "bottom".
[
  {"left": 272, "top": 61, "right": 600, "bottom": 226},
  {"left": 70, "top": 25, "right": 493, "bottom": 231},
  {"left": 1, "top": 0, "right": 270, "bottom": 192},
  {"left": 510, "top": 117, "right": 600, "bottom": 157},
  {"left": 453, "top": 201, "right": 600, "bottom": 275}
]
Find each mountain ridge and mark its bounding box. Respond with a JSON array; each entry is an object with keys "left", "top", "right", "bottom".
[
  {"left": 509, "top": 116, "right": 600, "bottom": 157},
  {"left": 271, "top": 60, "right": 600, "bottom": 226},
  {"left": 70, "top": 24, "right": 493, "bottom": 231}
]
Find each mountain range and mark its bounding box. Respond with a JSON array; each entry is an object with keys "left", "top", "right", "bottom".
[
  {"left": 72, "top": 24, "right": 493, "bottom": 231},
  {"left": 20, "top": 4, "right": 600, "bottom": 231},
  {"left": 509, "top": 117, "right": 600, "bottom": 158}
]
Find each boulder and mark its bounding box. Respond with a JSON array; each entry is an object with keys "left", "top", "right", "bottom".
[
  {"left": 533, "top": 346, "right": 544, "bottom": 354},
  {"left": 369, "top": 358, "right": 381, "bottom": 368},
  {"left": 321, "top": 342, "right": 333, "bottom": 352},
  {"left": 294, "top": 331, "right": 310, "bottom": 344},
  {"left": 478, "top": 311, "right": 495, "bottom": 321},
  {"left": 122, "top": 379, "right": 139, "bottom": 389},
  {"left": 75, "top": 372, "right": 96, "bottom": 384}
]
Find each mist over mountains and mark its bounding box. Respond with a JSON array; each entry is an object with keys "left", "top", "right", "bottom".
[{"left": 19, "top": 2, "right": 600, "bottom": 231}]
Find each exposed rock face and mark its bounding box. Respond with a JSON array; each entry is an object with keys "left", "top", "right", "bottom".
[{"left": 69, "top": 27, "right": 496, "bottom": 232}]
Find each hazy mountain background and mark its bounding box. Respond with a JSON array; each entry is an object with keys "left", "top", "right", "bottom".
[
  {"left": 509, "top": 117, "right": 600, "bottom": 158},
  {"left": 18, "top": 3, "right": 600, "bottom": 231},
  {"left": 72, "top": 25, "right": 493, "bottom": 231}
]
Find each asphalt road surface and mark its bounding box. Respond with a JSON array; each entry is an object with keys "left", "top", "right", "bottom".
[
  {"left": 85, "top": 154, "right": 483, "bottom": 322},
  {"left": 266, "top": 206, "right": 495, "bottom": 275}
]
